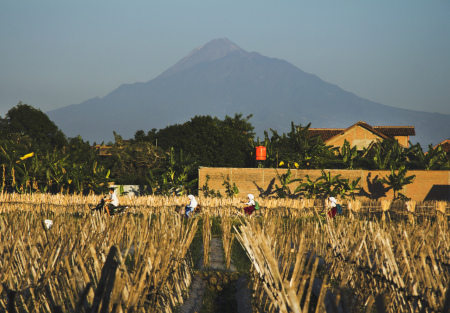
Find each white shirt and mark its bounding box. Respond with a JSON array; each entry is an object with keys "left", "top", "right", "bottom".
[
  {"left": 187, "top": 195, "right": 198, "bottom": 208},
  {"left": 105, "top": 192, "right": 119, "bottom": 206}
]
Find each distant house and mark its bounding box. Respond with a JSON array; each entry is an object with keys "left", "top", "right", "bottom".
[
  {"left": 93, "top": 145, "right": 112, "bottom": 156},
  {"left": 433, "top": 139, "right": 450, "bottom": 155},
  {"left": 308, "top": 121, "right": 415, "bottom": 150}
]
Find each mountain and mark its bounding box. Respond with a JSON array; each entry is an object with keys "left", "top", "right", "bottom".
[{"left": 47, "top": 38, "right": 450, "bottom": 146}]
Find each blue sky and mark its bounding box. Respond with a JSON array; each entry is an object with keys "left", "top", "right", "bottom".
[{"left": 1, "top": 0, "right": 449, "bottom": 118}]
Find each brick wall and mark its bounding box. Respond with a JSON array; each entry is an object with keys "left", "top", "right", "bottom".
[{"left": 198, "top": 167, "right": 450, "bottom": 201}]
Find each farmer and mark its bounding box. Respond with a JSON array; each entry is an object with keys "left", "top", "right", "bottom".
[
  {"left": 327, "top": 196, "right": 338, "bottom": 218},
  {"left": 184, "top": 195, "right": 198, "bottom": 218},
  {"left": 242, "top": 194, "right": 256, "bottom": 216},
  {"left": 103, "top": 187, "right": 119, "bottom": 217}
]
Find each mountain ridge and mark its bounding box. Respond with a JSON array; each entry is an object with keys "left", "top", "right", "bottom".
[{"left": 47, "top": 38, "right": 450, "bottom": 145}]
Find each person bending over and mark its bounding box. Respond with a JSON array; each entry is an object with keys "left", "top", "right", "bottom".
[
  {"left": 242, "top": 194, "right": 256, "bottom": 216},
  {"left": 327, "top": 196, "right": 337, "bottom": 218}
]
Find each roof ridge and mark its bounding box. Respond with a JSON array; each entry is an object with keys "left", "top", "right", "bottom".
[
  {"left": 309, "top": 128, "right": 344, "bottom": 130},
  {"left": 374, "top": 126, "right": 415, "bottom": 128}
]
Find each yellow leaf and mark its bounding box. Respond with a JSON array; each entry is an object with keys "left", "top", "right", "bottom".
[{"left": 20, "top": 152, "right": 34, "bottom": 160}]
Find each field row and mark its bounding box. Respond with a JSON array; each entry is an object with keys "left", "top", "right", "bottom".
[{"left": 1, "top": 194, "right": 450, "bottom": 312}]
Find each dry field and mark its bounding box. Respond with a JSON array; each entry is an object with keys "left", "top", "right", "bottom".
[{"left": 1, "top": 193, "right": 449, "bottom": 312}]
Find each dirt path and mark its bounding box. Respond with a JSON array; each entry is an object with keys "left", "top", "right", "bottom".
[
  {"left": 178, "top": 237, "right": 252, "bottom": 313},
  {"left": 178, "top": 276, "right": 206, "bottom": 313}
]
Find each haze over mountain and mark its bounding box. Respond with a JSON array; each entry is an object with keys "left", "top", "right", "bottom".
[{"left": 47, "top": 38, "right": 450, "bottom": 146}]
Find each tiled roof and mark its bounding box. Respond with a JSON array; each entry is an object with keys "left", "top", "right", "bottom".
[
  {"left": 307, "top": 121, "right": 415, "bottom": 142},
  {"left": 373, "top": 126, "right": 416, "bottom": 137},
  {"left": 434, "top": 139, "right": 450, "bottom": 153},
  {"left": 307, "top": 129, "right": 342, "bottom": 141}
]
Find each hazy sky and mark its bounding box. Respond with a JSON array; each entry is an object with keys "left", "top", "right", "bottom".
[{"left": 1, "top": 0, "right": 449, "bottom": 118}]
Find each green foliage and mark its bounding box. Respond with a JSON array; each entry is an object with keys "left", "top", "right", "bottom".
[
  {"left": 0, "top": 131, "right": 109, "bottom": 194},
  {"left": 3, "top": 102, "right": 67, "bottom": 148},
  {"left": 1, "top": 102, "right": 449, "bottom": 197},
  {"left": 294, "top": 170, "right": 362, "bottom": 200},
  {"left": 108, "top": 132, "right": 166, "bottom": 185},
  {"left": 274, "top": 168, "right": 301, "bottom": 198},
  {"left": 339, "top": 140, "right": 359, "bottom": 169},
  {"left": 160, "top": 147, "right": 198, "bottom": 196},
  {"left": 261, "top": 122, "right": 337, "bottom": 169},
  {"left": 295, "top": 174, "right": 324, "bottom": 200},
  {"left": 200, "top": 175, "right": 222, "bottom": 198},
  {"left": 407, "top": 142, "right": 449, "bottom": 170},
  {"left": 222, "top": 174, "right": 239, "bottom": 198},
  {"left": 377, "top": 166, "right": 416, "bottom": 200},
  {"left": 360, "top": 139, "right": 408, "bottom": 170},
  {"left": 341, "top": 177, "right": 362, "bottom": 200},
  {"left": 318, "top": 170, "right": 346, "bottom": 198},
  {"left": 140, "top": 113, "right": 254, "bottom": 168}
]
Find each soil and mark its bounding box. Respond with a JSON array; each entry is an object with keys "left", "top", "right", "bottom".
[{"left": 177, "top": 237, "right": 252, "bottom": 313}]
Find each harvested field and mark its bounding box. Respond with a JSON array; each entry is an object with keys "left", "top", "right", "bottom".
[{"left": 1, "top": 193, "right": 450, "bottom": 312}]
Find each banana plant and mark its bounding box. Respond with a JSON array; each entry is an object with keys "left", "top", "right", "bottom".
[
  {"left": 156, "top": 147, "right": 198, "bottom": 196},
  {"left": 339, "top": 140, "right": 359, "bottom": 169},
  {"left": 0, "top": 141, "right": 27, "bottom": 190},
  {"left": 318, "top": 170, "right": 346, "bottom": 198},
  {"left": 67, "top": 163, "right": 86, "bottom": 193},
  {"left": 341, "top": 177, "right": 362, "bottom": 200},
  {"left": 144, "top": 168, "right": 163, "bottom": 195},
  {"left": 274, "top": 168, "right": 300, "bottom": 198},
  {"left": 85, "top": 160, "right": 110, "bottom": 194},
  {"left": 407, "top": 143, "right": 448, "bottom": 170},
  {"left": 377, "top": 166, "right": 415, "bottom": 200},
  {"left": 364, "top": 139, "right": 408, "bottom": 170},
  {"left": 295, "top": 174, "right": 324, "bottom": 200},
  {"left": 45, "top": 150, "right": 72, "bottom": 193},
  {"left": 372, "top": 144, "right": 392, "bottom": 170}
]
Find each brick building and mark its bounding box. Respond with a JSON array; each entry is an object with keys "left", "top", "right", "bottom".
[
  {"left": 308, "top": 121, "right": 415, "bottom": 150},
  {"left": 434, "top": 139, "right": 450, "bottom": 154}
]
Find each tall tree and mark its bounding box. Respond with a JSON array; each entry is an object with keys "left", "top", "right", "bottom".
[
  {"left": 141, "top": 114, "right": 255, "bottom": 168},
  {"left": 108, "top": 132, "right": 166, "bottom": 185},
  {"left": 4, "top": 102, "right": 67, "bottom": 148}
]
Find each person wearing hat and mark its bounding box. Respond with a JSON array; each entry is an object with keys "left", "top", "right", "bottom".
[
  {"left": 242, "top": 194, "right": 256, "bottom": 216},
  {"left": 327, "top": 196, "right": 338, "bottom": 218},
  {"left": 184, "top": 195, "right": 198, "bottom": 218},
  {"left": 103, "top": 187, "right": 119, "bottom": 216}
]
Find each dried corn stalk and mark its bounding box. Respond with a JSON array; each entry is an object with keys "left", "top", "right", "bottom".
[{"left": 202, "top": 213, "right": 211, "bottom": 268}]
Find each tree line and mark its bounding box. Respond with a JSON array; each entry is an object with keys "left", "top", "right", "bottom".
[{"left": 0, "top": 103, "right": 449, "bottom": 196}]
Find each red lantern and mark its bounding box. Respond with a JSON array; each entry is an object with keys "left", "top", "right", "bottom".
[{"left": 255, "top": 146, "right": 267, "bottom": 161}]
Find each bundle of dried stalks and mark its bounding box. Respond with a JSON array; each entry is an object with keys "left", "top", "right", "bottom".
[
  {"left": 405, "top": 200, "right": 417, "bottom": 226},
  {"left": 221, "top": 216, "right": 235, "bottom": 269},
  {"left": 436, "top": 201, "right": 447, "bottom": 215},
  {"left": 381, "top": 199, "right": 391, "bottom": 221},
  {"left": 239, "top": 206, "right": 450, "bottom": 312},
  {"left": 234, "top": 220, "right": 303, "bottom": 313},
  {"left": 0, "top": 207, "right": 198, "bottom": 312},
  {"left": 202, "top": 213, "right": 211, "bottom": 268},
  {"left": 406, "top": 200, "right": 416, "bottom": 213},
  {"left": 381, "top": 200, "right": 391, "bottom": 212},
  {"left": 436, "top": 201, "right": 448, "bottom": 228},
  {"left": 348, "top": 199, "right": 361, "bottom": 213}
]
